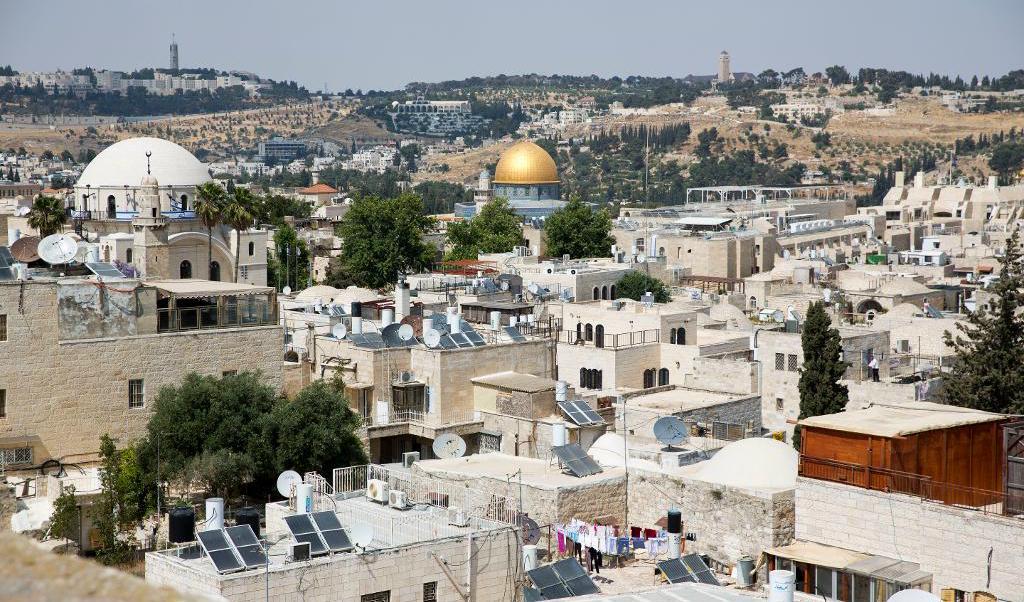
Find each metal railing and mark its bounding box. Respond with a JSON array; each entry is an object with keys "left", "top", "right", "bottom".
[
  {"left": 304, "top": 471, "right": 335, "bottom": 512},
  {"left": 157, "top": 300, "right": 277, "bottom": 332},
  {"left": 799, "top": 456, "right": 1013, "bottom": 516},
  {"left": 362, "top": 409, "right": 482, "bottom": 429},
  {"left": 558, "top": 328, "right": 660, "bottom": 349},
  {"left": 332, "top": 463, "right": 520, "bottom": 526}
]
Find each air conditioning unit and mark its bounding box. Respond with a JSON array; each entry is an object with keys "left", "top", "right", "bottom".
[
  {"left": 389, "top": 490, "right": 408, "bottom": 509},
  {"left": 399, "top": 371, "right": 413, "bottom": 383},
  {"left": 402, "top": 451, "right": 420, "bottom": 468},
  {"left": 448, "top": 507, "right": 469, "bottom": 527},
  {"left": 289, "top": 541, "right": 311, "bottom": 561},
  {"left": 367, "top": 479, "right": 389, "bottom": 503}
]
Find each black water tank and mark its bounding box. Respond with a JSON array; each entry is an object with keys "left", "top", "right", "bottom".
[
  {"left": 235, "top": 506, "right": 261, "bottom": 538},
  {"left": 667, "top": 509, "right": 682, "bottom": 534},
  {"left": 351, "top": 301, "right": 362, "bottom": 317},
  {"left": 168, "top": 506, "right": 196, "bottom": 543}
]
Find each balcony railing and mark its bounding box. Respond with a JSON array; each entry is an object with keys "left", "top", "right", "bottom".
[
  {"left": 799, "top": 456, "right": 1013, "bottom": 516},
  {"left": 157, "top": 300, "right": 277, "bottom": 332},
  {"left": 558, "top": 328, "right": 660, "bottom": 349},
  {"left": 361, "top": 408, "right": 482, "bottom": 429}
]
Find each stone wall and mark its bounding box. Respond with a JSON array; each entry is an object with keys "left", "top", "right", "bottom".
[
  {"left": 684, "top": 357, "right": 758, "bottom": 395},
  {"left": 796, "top": 476, "right": 1024, "bottom": 600},
  {"left": 147, "top": 526, "right": 521, "bottom": 602},
  {"left": 0, "top": 280, "right": 283, "bottom": 463},
  {"left": 626, "top": 468, "right": 794, "bottom": 566}
]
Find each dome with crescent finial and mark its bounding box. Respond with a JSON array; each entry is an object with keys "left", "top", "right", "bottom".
[{"left": 493, "top": 140, "right": 559, "bottom": 185}]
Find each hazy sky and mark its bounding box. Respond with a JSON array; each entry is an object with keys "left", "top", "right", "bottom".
[{"left": 2, "top": 1, "right": 1021, "bottom": 91}]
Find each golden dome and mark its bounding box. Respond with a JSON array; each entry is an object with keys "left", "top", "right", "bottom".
[{"left": 493, "top": 140, "right": 559, "bottom": 185}]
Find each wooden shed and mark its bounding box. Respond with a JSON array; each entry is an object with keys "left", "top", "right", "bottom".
[{"left": 798, "top": 402, "right": 1010, "bottom": 508}]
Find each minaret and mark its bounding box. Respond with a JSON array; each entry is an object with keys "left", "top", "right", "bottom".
[
  {"left": 474, "top": 169, "right": 493, "bottom": 215},
  {"left": 169, "top": 35, "right": 179, "bottom": 71},
  {"left": 718, "top": 51, "right": 732, "bottom": 83},
  {"left": 133, "top": 151, "right": 170, "bottom": 279}
]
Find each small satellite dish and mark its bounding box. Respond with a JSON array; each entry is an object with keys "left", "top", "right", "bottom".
[
  {"left": 282, "top": 286, "right": 292, "bottom": 295},
  {"left": 653, "top": 416, "right": 689, "bottom": 449},
  {"left": 637, "top": 253, "right": 647, "bottom": 263},
  {"left": 332, "top": 323, "right": 348, "bottom": 339},
  {"left": 866, "top": 309, "right": 877, "bottom": 322},
  {"left": 14, "top": 206, "right": 30, "bottom": 217},
  {"left": 432, "top": 433, "right": 467, "bottom": 459},
  {"left": 527, "top": 283, "right": 540, "bottom": 296},
  {"left": 423, "top": 328, "right": 442, "bottom": 349},
  {"left": 519, "top": 515, "right": 541, "bottom": 545},
  {"left": 500, "top": 280, "right": 509, "bottom": 291},
  {"left": 276, "top": 470, "right": 302, "bottom": 498},
  {"left": 398, "top": 323, "right": 414, "bottom": 341},
  {"left": 351, "top": 524, "right": 373, "bottom": 549},
  {"left": 38, "top": 234, "right": 79, "bottom": 265},
  {"left": 10, "top": 236, "right": 40, "bottom": 263},
  {"left": 400, "top": 314, "right": 423, "bottom": 337}
]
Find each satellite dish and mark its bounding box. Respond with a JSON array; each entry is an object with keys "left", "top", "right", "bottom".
[
  {"left": 423, "top": 328, "right": 442, "bottom": 349},
  {"left": 276, "top": 470, "right": 302, "bottom": 498},
  {"left": 282, "top": 286, "right": 292, "bottom": 295},
  {"left": 519, "top": 515, "right": 541, "bottom": 545},
  {"left": 351, "top": 524, "right": 373, "bottom": 549},
  {"left": 38, "top": 234, "right": 79, "bottom": 264},
  {"left": 10, "top": 236, "right": 40, "bottom": 263},
  {"left": 500, "top": 281, "right": 510, "bottom": 291},
  {"left": 14, "top": 206, "right": 30, "bottom": 217},
  {"left": 866, "top": 309, "right": 877, "bottom": 322},
  {"left": 398, "top": 323, "right": 414, "bottom": 341},
  {"left": 637, "top": 253, "right": 647, "bottom": 263},
  {"left": 400, "top": 314, "right": 423, "bottom": 337},
  {"left": 653, "top": 416, "right": 689, "bottom": 449},
  {"left": 527, "top": 283, "right": 540, "bottom": 296},
  {"left": 332, "top": 323, "right": 348, "bottom": 339},
  {"left": 432, "top": 433, "right": 467, "bottom": 459}
]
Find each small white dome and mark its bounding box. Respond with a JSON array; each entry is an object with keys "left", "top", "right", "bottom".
[
  {"left": 691, "top": 438, "right": 798, "bottom": 490},
  {"left": 77, "top": 137, "right": 211, "bottom": 188}
]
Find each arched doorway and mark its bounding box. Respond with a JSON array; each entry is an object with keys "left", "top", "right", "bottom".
[
  {"left": 106, "top": 195, "right": 116, "bottom": 219},
  {"left": 209, "top": 261, "right": 221, "bottom": 281},
  {"left": 593, "top": 287, "right": 600, "bottom": 300},
  {"left": 585, "top": 323, "right": 593, "bottom": 341},
  {"left": 179, "top": 260, "right": 192, "bottom": 279},
  {"left": 179, "top": 194, "right": 189, "bottom": 211},
  {"left": 856, "top": 299, "right": 884, "bottom": 315},
  {"left": 658, "top": 368, "right": 669, "bottom": 386},
  {"left": 594, "top": 324, "right": 604, "bottom": 348},
  {"left": 610, "top": 285, "right": 616, "bottom": 300},
  {"left": 601, "top": 285, "right": 608, "bottom": 300}
]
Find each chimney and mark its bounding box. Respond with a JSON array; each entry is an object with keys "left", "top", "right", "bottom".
[
  {"left": 988, "top": 175, "right": 998, "bottom": 190},
  {"left": 396, "top": 280, "right": 411, "bottom": 320},
  {"left": 913, "top": 172, "right": 924, "bottom": 188},
  {"left": 894, "top": 171, "right": 905, "bottom": 188}
]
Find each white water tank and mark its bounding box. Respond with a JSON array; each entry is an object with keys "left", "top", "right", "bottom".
[
  {"left": 489, "top": 311, "right": 502, "bottom": 330},
  {"left": 552, "top": 423, "right": 567, "bottom": 447},
  {"left": 768, "top": 570, "right": 795, "bottom": 602},
  {"left": 509, "top": 316, "right": 518, "bottom": 327},
  {"left": 555, "top": 381, "right": 568, "bottom": 402},
  {"left": 381, "top": 308, "right": 394, "bottom": 327},
  {"left": 204, "top": 497, "right": 224, "bottom": 531},
  {"left": 523, "top": 545, "right": 538, "bottom": 571},
  {"left": 449, "top": 313, "right": 462, "bottom": 333},
  {"left": 296, "top": 483, "right": 314, "bottom": 514}
]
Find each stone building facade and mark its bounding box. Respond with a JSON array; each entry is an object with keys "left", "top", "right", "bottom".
[{"left": 0, "top": 278, "right": 282, "bottom": 464}]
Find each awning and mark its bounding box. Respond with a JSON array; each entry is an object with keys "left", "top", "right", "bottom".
[
  {"left": 767, "top": 541, "right": 931, "bottom": 585},
  {"left": 149, "top": 279, "right": 275, "bottom": 299},
  {"left": 765, "top": 541, "right": 869, "bottom": 569}
]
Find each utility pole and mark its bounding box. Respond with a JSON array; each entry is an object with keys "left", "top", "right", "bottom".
[{"left": 621, "top": 396, "right": 629, "bottom": 531}]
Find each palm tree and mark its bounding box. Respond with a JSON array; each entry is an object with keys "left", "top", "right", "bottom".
[
  {"left": 27, "top": 195, "right": 66, "bottom": 238},
  {"left": 194, "top": 182, "right": 225, "bottom": 280},
  {"left": 222, "top": 188, "right": 254, "bottom": 283}
]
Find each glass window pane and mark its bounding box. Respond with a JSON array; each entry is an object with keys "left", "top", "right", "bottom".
[{"left": 816, "top": 566, "right": 833, "bottom": 599}]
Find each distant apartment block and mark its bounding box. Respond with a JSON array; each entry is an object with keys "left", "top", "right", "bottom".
[{"left": 258, "top": 138, "right": 307, "bottom": 163}]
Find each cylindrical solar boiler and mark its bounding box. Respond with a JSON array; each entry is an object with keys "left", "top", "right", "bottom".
[
  {"left": 204, "top": 497, "right": 224, "bottom": 531},
  {"left": 666, "top": 508, "right": 682, "bottom": 559},
  {"left": 768, "top": 570, "right": 796, "bottom": 602},
  {"left": 523, "top": 545, "right": 538, "bottom": 571},
  {"left": 296, "top": 483, "right": 314, "bottom": 514},
  {"left": 381, "top": 308, "right": 394, "bottom": 327},
  {"left": 555, "top": 381, "right": 568, "bottom": 403},
  {"left": 552, "top": 423, "right": 567, "bottom": 447}
]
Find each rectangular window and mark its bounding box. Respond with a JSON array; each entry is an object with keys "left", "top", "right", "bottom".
[
  {"left": 423, "top": 582, "right": 437, "bottom": 602},
  {"left": 222, "top": 370, "right": 237, "bottom": 377},
  {"left": 0, "top": 389, "right": 5, "bottom": 418},
  {"left": 361, "top": 592, "right": 390, "bottom": 602},
  {"left": 0, "top": 314, "right": 7, "bottom": 341},
  {"left": 788, "top": 354, "right": 798, "bottom": 371},
  {"left": 240, "top": 266, "right": 249, "bottom": 280},
  {"left": 775, "top": 353, "right": 785, "bottom": 371},
  {"left": 128, "top": 379, "right": 145, "bottom": 408},
  {"left": 1, "top": 446, "right": 32, "bottom": 466},
  {"left": 775, "top": 397, "right": 784, "bottom": 411}
]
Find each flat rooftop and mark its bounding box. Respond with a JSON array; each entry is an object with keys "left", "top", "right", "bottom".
[
  {"left": 417, "top": 454, "right": 625, "bottom": 490},
  {"left": 620, "top": 388, "right": 746, "bottom": 413},
  {"left": 471, "top": 371, "right": 556, "bottom": 393},
  {"left": 799, "top": 401, "right": 1006, "bottom": 437}
]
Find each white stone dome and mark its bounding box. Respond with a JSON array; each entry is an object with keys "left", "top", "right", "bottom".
[
  {"left": 691, "top": 438, "right": 798, "bottom": 490},
  {"left": 77, "top": 137, "right": 211, "bottom": 189}
]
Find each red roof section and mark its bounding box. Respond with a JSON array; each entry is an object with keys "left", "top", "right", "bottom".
[{"left": 298, "top": 183, "right": 338, "bottom": 194}]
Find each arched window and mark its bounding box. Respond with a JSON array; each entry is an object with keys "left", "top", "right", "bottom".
[
  {"left": 575, "top": 322, "right": 583, "bottom": 343},
  {"left": 106, "top": 195, "right": 116, "bottom": 219},
  {"left": 179, "top": 194, "right": 188, "bottom": 211},
  {"left": 610, "top": 285, "right": 616, "bottom": 300},
  {"left": 594, "top": 324, "right": 604, "bottom": 348},
  {"left": 179, "top": 260, "right": 192, "bottom": 279},
  {"left": 643, "top": 369, "right": 656, "bottom": 389},
  {"left": 658, "top": 368, "right": 670, "bottom": 386},
  {"left": 248, "top": 241, "right": 255, "bottom": 256},
  {"left": 676, "top": 327, "right": 686, "bottom": 345},
  {"left": 601, "top": 285, "right": 608, "bottom": 300},
  {"left": 749, "top": 296, "right": 757, "bottom": 310},
  {"left": 580, "top": 368, "right": 588, "bottom": 389},
  {"left": 585, "top": 323, "right": 593, "bottom": 341},
  {"left": 669, "top": 328, "right": 677, "bottom": 344},
  {"left": 593, "top": 286, "right": 600, "bottom": 300},
  {"left": 209, "top": 261, "right": 221, "bottom": 281},
  {"left": 125, "top": 249, "right": 133, "bottom": 264},
  {"left": 595, "top": 370, "right": 603, "bottom": 389}
]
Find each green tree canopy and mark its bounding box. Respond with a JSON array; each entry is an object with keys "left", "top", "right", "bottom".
[
  {"left": 337, "top": 192, "right": 436, "bottom": 289},
  {"left": 268, "top": 223, "right": 310, "bottom": 292},
  {"left": 27, "top": 194, "right": 66, "bottom": 237},
  {"left": 615, "top": 271, "right": 671, "bottom": 303},
  {"left": 543, "top": 196, "right": 613, "bottom": 259},
  {"left": 989, "top": 142, "right": 1024, "bottom": 183},
  {"left": 264, "top": 382, "right": 367, "bottom": 477},
  {"left": 445, "top": 198, "right": 523, "bottom": 260},
  {"left": 795, "top": 301, "right": 849, "bottom": 449},
  {"left": 942, "top": 228, "right": 1024, "bottom": 414}
]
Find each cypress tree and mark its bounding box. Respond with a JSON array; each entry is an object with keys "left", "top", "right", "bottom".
[
  {"left": 795, "top": 301, "right": 849, "bottom": 449},
  {"left": 942, "top": 228, "right": 1024, "bottom": 414}
]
